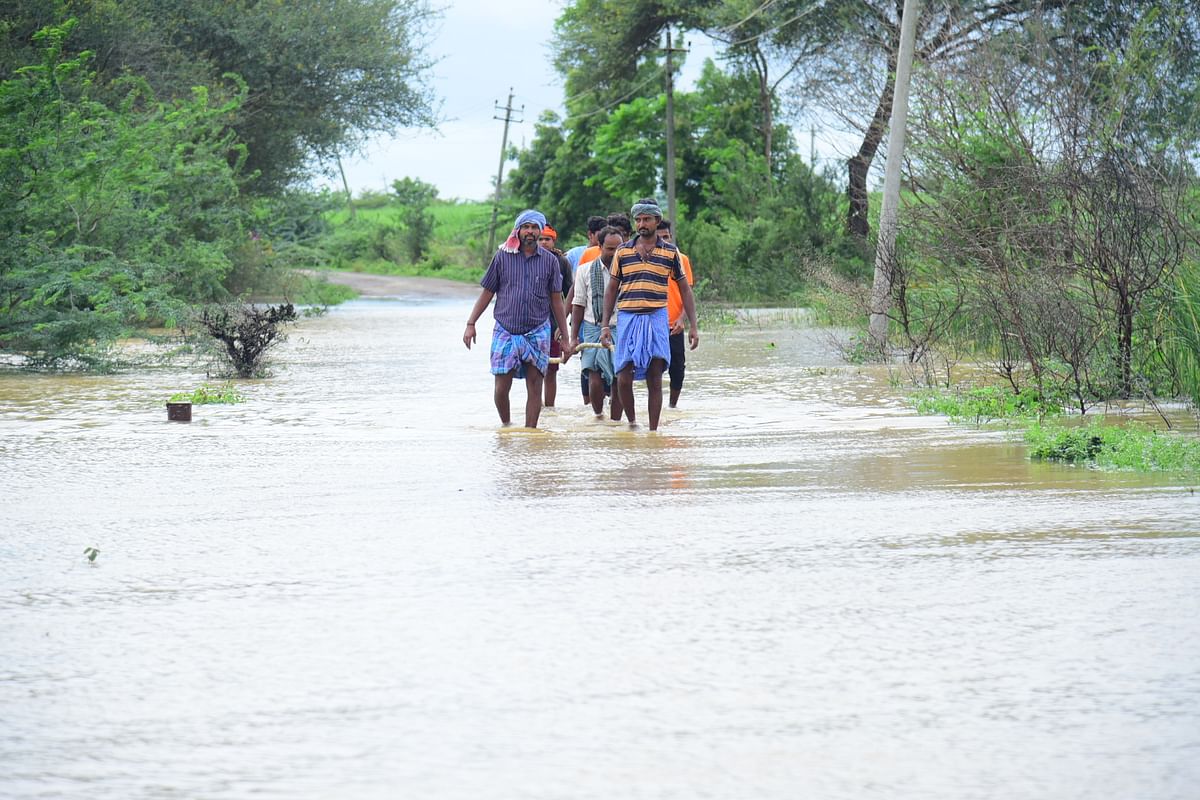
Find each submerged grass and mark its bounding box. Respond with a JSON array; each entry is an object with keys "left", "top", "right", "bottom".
[
  {"left": 1026, "top": 420, "right": 1200, "bottom": 472},
  {"left": 911, "top": 385, "right": 1200, "bottom": 473},
  {"left": 910, "top": 385, "right": 1063, "bottom": 424}
]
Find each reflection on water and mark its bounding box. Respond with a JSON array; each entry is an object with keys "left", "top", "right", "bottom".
[{"left": 2, "top": 298, "right": 1199, "bottom": 800}]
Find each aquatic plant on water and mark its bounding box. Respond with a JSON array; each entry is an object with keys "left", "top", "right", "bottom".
[
  {"left": 169, "top": 382, "right": 245, "bottom": 405},
  {"left": 1025, "top": 421, "right": 1200, "bottom": 472},
  {"left": 910, "top": 385, "right": 1064, "bottom": 425}
]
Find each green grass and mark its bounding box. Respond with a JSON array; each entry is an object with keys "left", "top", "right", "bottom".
[
  {"left": 1165, "top": 259, "right": 1200, "bottom": 408},
  {"left": 320, "top": 199, "right": 497, "bottom": 284},
  {"left": 169, "top": 382, "right": 246, "bottom": 404},
  {"left": 912, "top": 385, "right": 1200, "bottom": 472},
  {"left": 910, "top": 385, "right": 1064, "bottom": 424},
  {"left": 1026, "top": 419, "right": 1200, "bottom": 472},
  {"left": 292, "top": 277, "right": 358, "bottom": 306}
]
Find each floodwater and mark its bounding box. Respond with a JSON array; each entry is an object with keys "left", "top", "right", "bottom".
[{"left": 2, "top": 292, "right": 1199, "bottom": 800}]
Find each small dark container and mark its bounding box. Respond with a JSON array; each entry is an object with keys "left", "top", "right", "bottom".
[{"left": 166, "top": 401, "right": 192, "bottom": 422}]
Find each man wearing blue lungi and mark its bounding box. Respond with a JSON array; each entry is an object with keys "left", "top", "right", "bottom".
[{"left": 599, "top": 199, "right": 699, "bottom": 431}]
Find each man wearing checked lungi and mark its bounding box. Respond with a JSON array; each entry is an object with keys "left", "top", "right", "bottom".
[
  {"left": 463, "top": 209, "right": 571, "bottom": 429},
  {"left": 599, "top": 199, "right": 699, "bottom": 431}
]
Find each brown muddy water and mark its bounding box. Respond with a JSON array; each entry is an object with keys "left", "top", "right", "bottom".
[{"left": 2, "top": 291, "right": 1199, "bottom": 800}]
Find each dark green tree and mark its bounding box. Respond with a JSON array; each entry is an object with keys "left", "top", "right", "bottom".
[
  {"left": 0, "top": 0, "right": 440, "bottom": 193},
  {"left": 0, "top": 21, "right": 247, "bottom": 367}
]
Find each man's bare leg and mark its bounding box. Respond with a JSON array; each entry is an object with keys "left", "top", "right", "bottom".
[
  {"left": 493, "top": 372, "right": 514, "bottom": 425},
  {"left": 589, "top": 371, "right": 606, "bottom": 416},
  {"left": 610, "top": 378, "right": 624, "bottom": 421},
  {"left": 616, "top": 367, "right": 636, "bottom": 427},
  {"left": 524, "top": 364, "right": 545, "bottom": 428},
  {"left": 544, "top": 363, "right": 558, "bottom": 407},
  {"left": 646, "top": 359, "right": 666, "bottom": 430},
  {"left": 669, "top": 385, "right": 681, "bottom": 408}
]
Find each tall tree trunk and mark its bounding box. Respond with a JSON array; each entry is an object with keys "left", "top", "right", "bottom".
[
  {"left": 847, "top": 54, "right": 898, "bottom": 240},
  {"left": 755, "top": 48, "right": 773, "bottom": 183},
  {"left": 1117, "top": 291, "right": 1134, "bottom": 398}
]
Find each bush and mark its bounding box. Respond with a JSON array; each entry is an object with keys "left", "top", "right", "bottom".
[
  {"left": 911, "top": 385, "right": 1065, "bottom": 424},
  {"left": 193, "top": 302, "right": 298, "bottom": 378},
  {"left": 0, "top": 22, "right": 246, "bottom": 368},
  {"left": 1026, "top": 420, "right": 1200, "bottom": 472}
]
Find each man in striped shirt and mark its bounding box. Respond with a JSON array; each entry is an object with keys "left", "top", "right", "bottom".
[
  {"left": 463, "top": 209, "right": 571, "bottom": 429},
  {"left": 597, "top": 199, "right": 699, "bottom": 431}
]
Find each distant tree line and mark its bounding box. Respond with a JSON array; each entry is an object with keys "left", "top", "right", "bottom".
[{"left": 504, "top": 0, "right": 1200, "bottom": 408}]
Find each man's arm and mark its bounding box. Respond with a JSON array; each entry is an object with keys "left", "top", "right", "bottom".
[
  {"left": 570, "top": 302, "right": 585, "bottom": 351},
  {"left": 550, "top": 293, "right": 571, "bottom": 364},
  {"left": 569, "top": 261, "right": 589, "bottom": 350},
  {"left": 463, "top": 288, "right": 495, "bottom": 349},
  {"left": 677, "top": 277, "right": 699, "bottom": 351},
  {"left": 599, "top": 271, "right": 619, "bottom": 347}
]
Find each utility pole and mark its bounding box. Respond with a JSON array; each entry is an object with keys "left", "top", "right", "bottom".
[
  {"left": 335, "top": 152, "right": 356, "bottom": 221},
  {"left": 487, "top": 89, "right": 523, "bottom": 255},
  {"left": 868, "top": 0, "right": 920, "bottom": 351},
  {"left": 663, "top": 30, "right": 687, "bottom": 240}
]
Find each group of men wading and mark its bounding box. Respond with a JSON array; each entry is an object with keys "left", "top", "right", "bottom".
[{"left": 463, "top": 200, "right": 699, "bottom": 431}]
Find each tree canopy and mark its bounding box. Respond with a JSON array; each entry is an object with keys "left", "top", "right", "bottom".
[{"left": 0, "top": 0, "right": 440, "bottom": 192}]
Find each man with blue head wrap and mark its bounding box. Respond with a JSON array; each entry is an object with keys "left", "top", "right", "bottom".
[
  {"left": 463, "top": 209, "right": 571, "bottom": 428},
  {"left": 595, "top": 198, "right": 699, "bottom": 431}
]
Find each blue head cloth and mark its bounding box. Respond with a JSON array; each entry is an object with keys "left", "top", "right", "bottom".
[
  {"left": 501, "top": 209, "right": 548, "bottom": 252},
  {"left": 515, "top": 209, "right": 547, "bottom": 229}
]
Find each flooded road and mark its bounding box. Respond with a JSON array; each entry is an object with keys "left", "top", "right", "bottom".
[{"left": 3, "top": 289, "right": 1199, "bottom": 799}]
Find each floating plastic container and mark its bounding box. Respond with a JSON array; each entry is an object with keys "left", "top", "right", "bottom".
[{"left": 166, "top": 401, "right": 192, "bottom": 422}]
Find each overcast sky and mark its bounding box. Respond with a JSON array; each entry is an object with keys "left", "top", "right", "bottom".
[
  {"left": 320, "top": 1, "right": 717, "bottom": 200},
  {"left": 324, "top": 1, "right": 848, "bottom": 201}
]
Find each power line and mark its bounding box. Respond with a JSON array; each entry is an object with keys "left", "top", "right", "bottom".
[
  {"left": 724, "top": 4, "right": 819, "bottom": 47},
  {"left": 718, "top": 0, "right": 784, "bottom": 36},
  {"left": 569, "top": 71, "right": 663, "bottom": 120}
]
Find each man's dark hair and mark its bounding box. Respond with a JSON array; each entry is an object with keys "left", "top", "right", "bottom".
[
  {"left": 597, "top": 225, "right": 623, "bottom": 245},
  {"left": 656, "top": 219, "right": 672, "bottom": 232},
  {"left": 586, "top": 215, "right": 607, "bottom": 234},
  {"left": 606, "top": 213, "right": 632, "bottom": 235}
]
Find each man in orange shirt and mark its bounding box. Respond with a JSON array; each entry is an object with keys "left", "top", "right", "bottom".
[{"left": 657, "top": 219, "right": 694, "bottom": 408}]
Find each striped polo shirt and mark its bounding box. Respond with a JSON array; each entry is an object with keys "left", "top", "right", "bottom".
[{"left": 611, "top": 237, "right": 685, "bottom": 313}]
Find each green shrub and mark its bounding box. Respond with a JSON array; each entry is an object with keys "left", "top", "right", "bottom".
[
  {"left": 1026, "top": 420, "right": 1200, "bottom": 472},
  {"left": 0, "top": 22, "right": 246, "bottom": 368},
  {"left": 911, "top": 385, "right": 1064, "bottom": 424}
]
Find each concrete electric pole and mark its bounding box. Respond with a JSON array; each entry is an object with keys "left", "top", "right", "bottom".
[
  {"left": 663, "top": 30, "right": 687, "bottom": 240},
  {"left": 868, "top": 0, "right": 920, "bottom": 352},
  {"left": 486, "top": 89, "right": 523, "bottom": 256}
]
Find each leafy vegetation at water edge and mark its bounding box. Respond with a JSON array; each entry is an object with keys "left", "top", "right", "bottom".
[
  {"left": 910, "top": 386, "right": 1064, "bottom": 424},
  {"left": 1026, "top": 421, "right": 1200, "bottom": 472}
]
